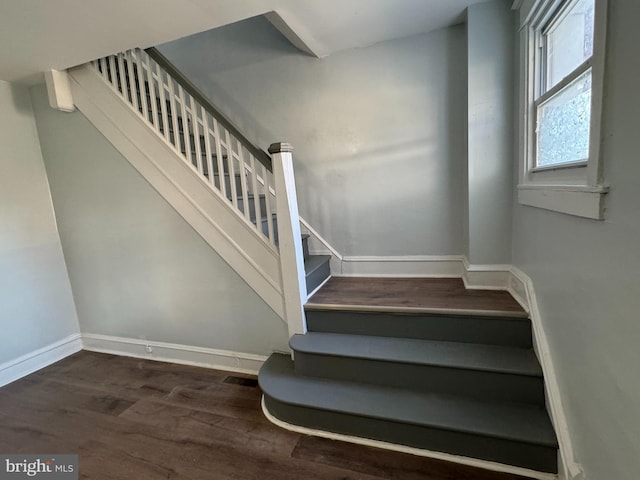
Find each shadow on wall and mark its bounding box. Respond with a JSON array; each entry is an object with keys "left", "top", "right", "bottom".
[{"left": 158, "top": 18, "right": 467, "bottom": 257}]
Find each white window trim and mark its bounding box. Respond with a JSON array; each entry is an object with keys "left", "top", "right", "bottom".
[{"left": 515, "top": 0, "right": 608, "bottom": 220}]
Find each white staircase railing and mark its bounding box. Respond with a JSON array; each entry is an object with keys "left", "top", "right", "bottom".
[
  {"left": 93, "top": 48, "right": 278, "bottom": 247},
  {"left": 87, "top": 47, "right": 308, "bottom": 335}
]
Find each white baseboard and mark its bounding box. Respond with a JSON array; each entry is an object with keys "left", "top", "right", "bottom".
[
  {"left": 508, "top": 266, "right": 531, "bottom": 312},
  {"left": 336, "top": 255, "right": 514, "bottom": 292},
  {"left": 509, "top": 267, "right": 583, "bottom": 480},
  {"left": 0, "top": 334, "right": 83, "bottom": 387},
  {"left": 340, "top": 255, "right": 465, "bottom": 277},
  {"left": 299, "top": 218, "right": 514, "bottom": 290},
  {"left": 462, "top": 257, "right": 512, "bottom": 290},
  {"left": 81, "top": 334, "right": 267, "bottom": 375},
  {"left": 261, "top": 397, "right": 557, "bottom": 480}
]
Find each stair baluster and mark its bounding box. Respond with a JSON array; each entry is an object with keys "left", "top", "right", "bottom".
[{"left": 86, "top": 47, "right": 330, "bottom": 330}]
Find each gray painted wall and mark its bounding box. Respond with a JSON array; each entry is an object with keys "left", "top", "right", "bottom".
[
  {"left": 512, "top": 0, "right": 640, "bottom": 478},
  {"left": 30, "top": 85, "right": 289, "bottom": 356},
  {"left": 466, "top": 0, "right": 513, "bottom": 265},
  {"left": 158, "top": 19, "right": 467, "bottom": 257},
  {"left": 0, "top": 81, "right": 79, "bottom": 365}
]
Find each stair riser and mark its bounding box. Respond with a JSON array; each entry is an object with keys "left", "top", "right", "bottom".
[
  {"left": 306, "top": 310, "right": 532, "bottom": 348},
  {"left": 306, "top": 260, "right": 331, "bottom": 294},
  {"left": 293, "top": 352, "right": 545, "bottom": 405},
  {"left": 264, "top": 395, "right": 558, "bottom": 473}
]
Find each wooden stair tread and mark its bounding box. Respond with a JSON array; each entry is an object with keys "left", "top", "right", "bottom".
[{"left": 307, "top": 277, "right": 526, "bottom": 317}]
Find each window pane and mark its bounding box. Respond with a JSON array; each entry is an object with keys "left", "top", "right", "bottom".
[
  {"left": 537, "top": 69, "right": 591, "bottom": 167},
  {"left": 546, "top": 0, "right": 594, "bottom": 89}
]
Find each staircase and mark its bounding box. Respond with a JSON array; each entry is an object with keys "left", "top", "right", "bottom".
[
  {"left": 259, "top": 283, "right": 559, "bottom": 475},
  {"left": 68, "top": 46, "right": 558, "bottom": 476},
  {"left": 67, "top": 47, "right": 330, "bottom": 328}
]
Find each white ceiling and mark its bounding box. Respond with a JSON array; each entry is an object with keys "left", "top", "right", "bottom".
[{"left": 0, "top": 0, "right": 490, "bottom": 83}]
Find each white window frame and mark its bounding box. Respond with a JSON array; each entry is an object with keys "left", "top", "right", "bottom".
[{"left": 515, "top": 0, "right": 608, "bottom": 219}]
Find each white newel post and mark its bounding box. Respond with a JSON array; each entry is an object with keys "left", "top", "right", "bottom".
[{"left": 269, "top": 142, "right": 307, "bottom": 337}]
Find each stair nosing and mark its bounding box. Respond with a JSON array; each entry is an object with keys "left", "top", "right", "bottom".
[
  {"left": 289, "top": 333, "right": 543, "bottom": 377},
  {"left": 304, "top": 302, "right": 530, "bottom": 319}
]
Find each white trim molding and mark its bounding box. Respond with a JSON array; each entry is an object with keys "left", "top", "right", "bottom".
[
  {"left": 509, "top": 267, "right": 583, "bottom": 480},
  {"left": 44, "top": 69, "right": 75, "bottom": 112},
  {"left": 516, "top": 0, "right": 609, "bottom": 221},
  {"left": 299, "top": 216, "right": 343, "bottom": 274},
  {"left": 261, "top": 397, "right": 556, "bottom": 480},
  {"left": 297, "top": 220, "right": 515, "bottom": 290},
  {"left": 340, "top": 255, "right": 464, "bottom": 278},
  {"left": 518, "top": 184, "right": 609, "bottom": 220},
  {"left": 0, "top": 334, "right": 83, "bottom": 387},
  {"left": 338, "top": 255, "right": 514, "bottom": 292},
  {"left": 462, "top": 257, "right": 512, "bottom": 291},
  {"left": 81, "top": 334, "right": 267, "bottom": 375}
]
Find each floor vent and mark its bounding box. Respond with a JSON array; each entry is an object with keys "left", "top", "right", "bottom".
[{"left": 224, "top": 376, "right": 258, "bottom": 387}]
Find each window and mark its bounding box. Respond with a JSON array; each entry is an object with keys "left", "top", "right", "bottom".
[{"left": 516, "top": 0, "right": 608, "bottom": 219}]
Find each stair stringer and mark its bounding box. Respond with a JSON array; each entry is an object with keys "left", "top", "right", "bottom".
[{"left": 68, "top": 64, "right": 285, "bottom": 319}]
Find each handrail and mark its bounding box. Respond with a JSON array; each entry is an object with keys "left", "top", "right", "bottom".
[
  {"left": 92, "top": 48, "right": 278, "bottom": 248},
  {"left": 91, "top": 50, "right": 309, "bottom": 331},
  {"left": 145, "top": 47, "right": 272, "bottom": 171}
]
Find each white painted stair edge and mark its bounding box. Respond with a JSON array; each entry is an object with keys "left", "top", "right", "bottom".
[
  {"left": 262, "top": 397, "right": 557, "bottom": 480},
  {"left": 68, "top": 64, "right": 285, "bottom": 320}
]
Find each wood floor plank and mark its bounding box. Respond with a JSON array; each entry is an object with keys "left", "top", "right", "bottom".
[
  {"left": 164, "top": 385, "right": 264, "bottom": 421},
  {"left": 308, "top": 277, "right": 526, "bottom": 313},
  {"left": 118, "top": 397, "right": 300, "bottom": 457},
  {"left": 292, "top": 435, "right": 534, "bottom": 480},
  {"left": 0, "top": 351, "right": 537, "bottom": 479}
]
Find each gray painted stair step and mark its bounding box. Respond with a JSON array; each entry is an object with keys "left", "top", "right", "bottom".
[
  {"left": 301, "top": 234, "right": 310, "bottom": 261},
  {"left": 291, "top": 333, "right": 541, "bottom": 376},
  {"left": 304, "top": 255, "right": 331, "bottom": 293},
  {"left": 304, "top": 308, "right": 532, "bottom": 348},
  {"left": 290, "top": 332, "right": 544, "bottom": 404},
  {"left": 260, "top": 353, "right": 558, "bottom": 473}
]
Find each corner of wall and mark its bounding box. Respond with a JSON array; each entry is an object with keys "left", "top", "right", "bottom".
[{"left": 0, "top": 334, "right": 82, "bottom": 388}]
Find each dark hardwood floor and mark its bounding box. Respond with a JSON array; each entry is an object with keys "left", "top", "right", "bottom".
[
  {"left": 0, "top": 351, "right": 534, "bottom": 479},
  {"left": 308, "top": 277, "right": 526, "bottom": 314}
]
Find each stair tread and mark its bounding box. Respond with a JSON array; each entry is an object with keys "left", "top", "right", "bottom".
[
  {"left": 260, "top": 354, "right": 557, "bottom": 448},
  {"left": 290, "top": 333, "right": 542, "bottom": 377},
  {"left": 306, "top": 277, "right": 527, "bottom": 318}
]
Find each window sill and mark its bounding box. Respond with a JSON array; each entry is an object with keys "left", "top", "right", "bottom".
[{"left": 517, "top": 184, "right": 609, "bottom": 220}]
